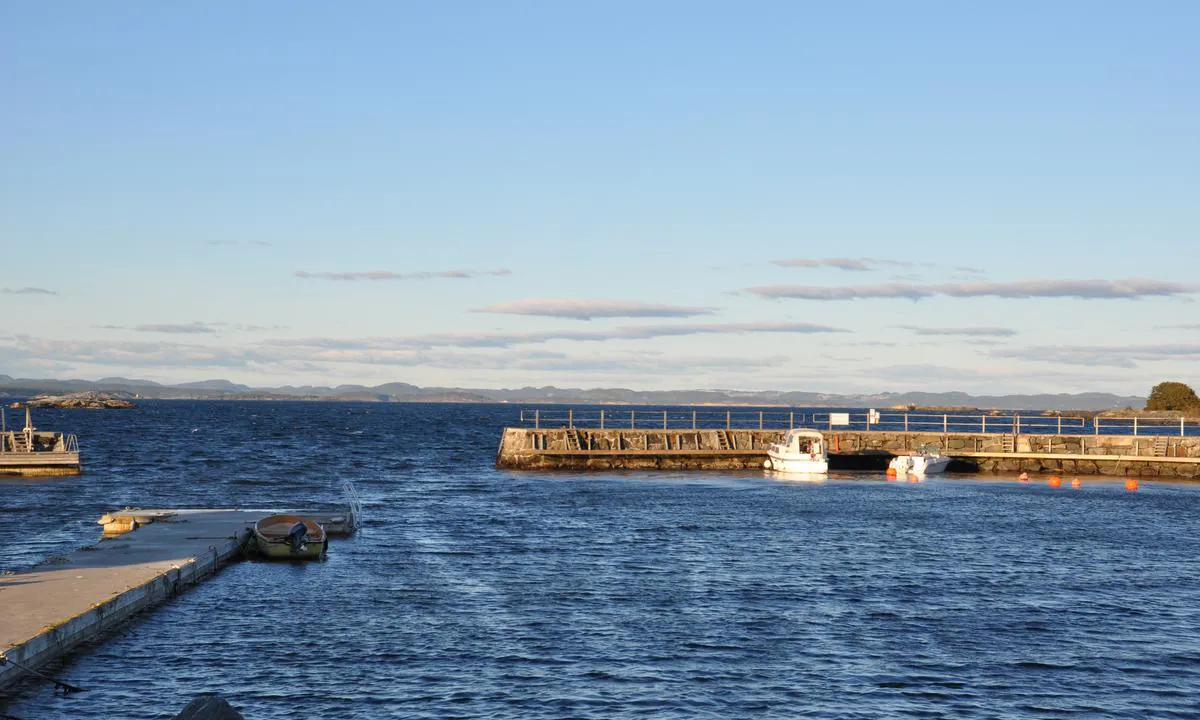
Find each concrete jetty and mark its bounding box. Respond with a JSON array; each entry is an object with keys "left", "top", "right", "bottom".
[
  {"left": 0, "top": 507, "right": 354, "bottom": 692},
  {"left": 497, "top": 427, "right": 1200, "bottom": 478}
]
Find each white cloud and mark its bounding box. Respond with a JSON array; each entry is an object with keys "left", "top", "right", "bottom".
[
  {"left": 746, "top": 278, "right": 1198, "bottom": 301},
  {"left": 295, "top": 269, "right": 511, "bottom": 281},
  {"left": 472, "top": 298, "right": 719, "bottom": 320}
]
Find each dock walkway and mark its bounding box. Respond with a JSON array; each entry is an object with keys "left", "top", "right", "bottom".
[{"left": 0, "top": 508, "right": 352, "bottom": 692}]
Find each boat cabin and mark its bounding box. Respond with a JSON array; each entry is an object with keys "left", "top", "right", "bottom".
[{"left": 777, "top": 429, "right": 826, "bottom": 456}]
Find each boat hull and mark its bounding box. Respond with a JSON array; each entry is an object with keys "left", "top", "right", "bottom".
[
  {"left": 889, "top": 454, "right": 951, "bottom": 476},
  {"left": 765, "top": 453, "right": 829, "bottom": 474},
  {"left": 253, "top": 533, "right": 326, "bottom": 559}
]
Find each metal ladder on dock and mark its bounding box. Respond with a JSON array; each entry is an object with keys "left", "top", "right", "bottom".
[
  {"left": 717, "top": 430, "right": 732, "bottom": 451},
  {"left": 565, "top": 429, "right": 582, "bottom": 451},
  {"left": 1153, "top": 436, "right": 1169, "bottom": 457},
  {"left": 10, "top": 432, "right": 30, "bottom": 453},
  {"left": 1001, "top": 434, "right": 1016, "bottom": 453}
]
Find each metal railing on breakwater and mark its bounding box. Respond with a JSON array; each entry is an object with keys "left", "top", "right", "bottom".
[{"left": 518, "top": 408, "right": 1200, "bottom": 437}]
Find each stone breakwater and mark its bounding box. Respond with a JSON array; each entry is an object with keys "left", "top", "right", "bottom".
[{"left": 496, "top": 428, "right": 1200, "bottom": 478}]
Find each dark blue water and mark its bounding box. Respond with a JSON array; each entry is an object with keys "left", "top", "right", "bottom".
[{"left": 4, "top": 401, "right": 1200, "bottom": 718}]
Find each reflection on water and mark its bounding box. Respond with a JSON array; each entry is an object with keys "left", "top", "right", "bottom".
[{"left": 3, "top": 401, "right": 1200, "bottom": 718}]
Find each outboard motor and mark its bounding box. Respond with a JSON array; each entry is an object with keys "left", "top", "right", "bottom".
[{"left": 286, "top": 521, "right": 309, "bottom": 553}]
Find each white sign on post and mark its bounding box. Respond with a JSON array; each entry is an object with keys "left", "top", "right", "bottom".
[{"left": 830, "top": 413, "right": 850, "bottom": 426}]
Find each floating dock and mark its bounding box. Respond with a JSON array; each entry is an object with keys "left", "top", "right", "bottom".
[
  {"left": 0, "top": 507, "right": 355, "bottom": 692},
  {"left": 496, "top": 409, "right": 1200, "bottom": 478}
]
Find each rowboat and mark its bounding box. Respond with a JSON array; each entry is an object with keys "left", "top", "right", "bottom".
[{"left": 252, "top": 514, "right": 327, "bottom": 559}]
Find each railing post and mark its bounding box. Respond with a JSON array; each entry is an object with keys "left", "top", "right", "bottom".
[
  {"left": 1183, "top": 417, "right": 1187, "bottom": 438},
  {"left": 631, "top": 410, "right": 636, "bottom": 429},
  {"left": 663, "top": 410, "right": 668, "bottom": 430},
  {"left": 904, "top": 414, "right": 909, "bottom": 432},
  {"left": 535, "top": 409, "right": 540, "bottom": 429},
  {"left": 726, "top": 410, "right": 731, "bottom": 429},
  {"left": 1057, "top": 416, "right": 1062, "bottom": 435},
  {"left": 943, "top": 414, "right": 948, "bottom": 433},
  {"left": 600, "top": 409, "right": 605, "bottom": 429},
  {"left": 789, "top": 411, "right": 794, "bottom": 429},
  {"left": 568, "top": 408, "right": 573, "bottom": 428},
  {"left": 692, "top": 410, "right": 697, "bottom": 430},
  {"left": 759, "top": 411, "right": 763, "bottom": 430},
  {"left": 1015, "top": 414, "right": 1020, "bottom": 434},
  {"left": 1095, "top": 417, "right": 1100, "bottom": 436},
  {"left": 981, "top": 415, "right": 986, "bottom": 433},
  {"left": 1133, "top": 417, "right": 1138, "bottom": 436}
]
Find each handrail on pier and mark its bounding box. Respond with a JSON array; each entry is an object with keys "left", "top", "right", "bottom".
[{"left": 517, "top": 408, "right": 1200, "bottom": 438}]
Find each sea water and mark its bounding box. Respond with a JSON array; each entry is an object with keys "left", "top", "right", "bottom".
[{"left": 3, "top": 401, "right": 1200, "bottom": 718}]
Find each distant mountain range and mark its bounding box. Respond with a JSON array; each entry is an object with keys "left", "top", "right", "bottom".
[{"left": 0, "top": 374, "right": 1146, "bottom": 411}]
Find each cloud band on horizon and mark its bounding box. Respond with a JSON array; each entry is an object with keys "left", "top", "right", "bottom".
[{"left": 746, "top": 278, "right": 1197, "bottom": 301}]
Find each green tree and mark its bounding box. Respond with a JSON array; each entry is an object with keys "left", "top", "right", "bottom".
[{"left": 1145, "top": 381, "right": 1200, "bottom": 411}]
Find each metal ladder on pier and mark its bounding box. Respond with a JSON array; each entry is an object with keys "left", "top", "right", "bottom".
[
  {"left": 565, "top": 429, "right": 583, "bottom": 451},
  {"left": 717, "top": 430, "right": 732, "bottom": 451},
  {"left": 1001, "top": 434, "right": 1016, "bottom": 453},
  {"left": 1153, "top": 437, "right": 1169, "bottom": 457}
]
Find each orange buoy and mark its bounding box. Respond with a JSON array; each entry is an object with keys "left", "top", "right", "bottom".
[
  {"left": 886, "top": 467, "right": 897, "bottom": 478},
  {"left": 1048, "top": 476, "right": 1062, "bottom": 488},
  {"left": 1070, "top": 478, "right": 1081, "bottom": 489},
  {"left": 1125, "top": 478, "right": 1139, "bottom": 492},
  {"left": 1017, "top": 472, "right": 1030, "bottom": 483}
]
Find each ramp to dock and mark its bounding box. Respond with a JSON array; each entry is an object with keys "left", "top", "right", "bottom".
[{"left": 0, "top": 508, "right": 352, "bottom": 692}]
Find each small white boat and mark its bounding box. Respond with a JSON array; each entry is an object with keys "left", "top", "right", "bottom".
[
  {"left": 888, "top": 445, "right": 951, "bottom": 477},
  {"left": 253, "top": 514, "right": 327, "bottom": 560},
  {"left": 764, "top": 429, "right": 829, "bottom": 474}
]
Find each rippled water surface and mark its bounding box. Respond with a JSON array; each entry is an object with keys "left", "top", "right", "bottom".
[{"left": 4, "top": 401, "right": 1200, "bottom": 718}]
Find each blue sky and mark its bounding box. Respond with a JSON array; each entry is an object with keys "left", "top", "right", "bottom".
[{"left": 2, "top": 1, "right": 1197, "bottom": 394}]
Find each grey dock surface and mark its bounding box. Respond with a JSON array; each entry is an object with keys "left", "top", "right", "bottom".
[{"left": 0, "top": 508, "right": 352, "bottom": 691}]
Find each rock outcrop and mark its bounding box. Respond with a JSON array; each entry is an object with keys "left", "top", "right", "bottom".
[{"left": 11, "top": 392, "right": 136, "bottom": 409}]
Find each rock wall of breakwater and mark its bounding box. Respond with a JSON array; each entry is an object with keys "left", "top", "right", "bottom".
[{"left": 496, "top": 428, "right": 1200, "bottom": 478}]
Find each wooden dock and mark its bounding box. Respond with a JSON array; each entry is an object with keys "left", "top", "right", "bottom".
[
  {"left": 0, "top": 507, "right": 355, "bottom": 692},
  {"left": 497, "top": 426, "right": 1200, "bottom": 478}
]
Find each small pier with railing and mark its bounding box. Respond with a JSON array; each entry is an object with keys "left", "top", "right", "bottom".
[
  {"left": 0, "top": 407, "right": 80, "bottom": 476},
  {"left": 497, "top": 408, "right": 1200, "bottom": 478}
]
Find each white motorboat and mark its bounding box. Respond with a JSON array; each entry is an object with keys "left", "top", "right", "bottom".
[
  {"left": 888, "top": 444, "right": 951, "bottom": 477},
  {"left": 764, "top": 429, "right": 829, "bottom": 474}
]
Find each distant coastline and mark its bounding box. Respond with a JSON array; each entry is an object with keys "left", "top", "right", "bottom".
[{"left": 0, "top": 374, "right": 1146, "bottom": 412}]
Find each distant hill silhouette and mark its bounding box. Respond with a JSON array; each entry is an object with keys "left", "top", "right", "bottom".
[{"left": 0, "top": 375, "right": 1145, "bottom": 410}]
